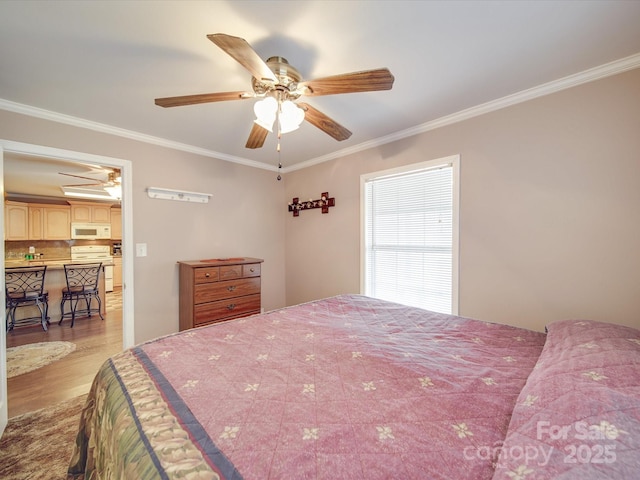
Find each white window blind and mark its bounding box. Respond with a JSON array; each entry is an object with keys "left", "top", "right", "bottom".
[{"left": 363, "top": 158, "right": 458, "bottom": 314}]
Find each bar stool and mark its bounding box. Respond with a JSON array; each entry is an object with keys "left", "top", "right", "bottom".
[
  {"left": 5, "top": 265, "right": 50, "bottom": 331},
  {"left": 59, "top": 262, "right": 104, "bottom": 327}
]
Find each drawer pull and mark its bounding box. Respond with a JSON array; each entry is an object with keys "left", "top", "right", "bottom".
[
  {"left": 227, "top": 285, "right": 236, "bottom": 292},
  {"left": 249, "top": 268, "right": 255, "bottom": 273},
  {"left": 226, "top": 303, "right": 236, "bottom": 311},
  {"left": 205, "top": 273, "right": 210, "bottom": 278}
]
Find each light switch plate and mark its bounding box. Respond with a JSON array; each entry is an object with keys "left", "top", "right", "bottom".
[{"left": 135, "top": 243, "right": 147, "bottom": 257}]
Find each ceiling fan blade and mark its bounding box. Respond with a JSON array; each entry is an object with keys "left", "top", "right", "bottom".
[
  {"left": 62, "top": 183, "right": 104, "bottom": 188},
  {"left": 155, "top": 91, "right": 253, "bottom": 108},
  {"left": 59, "top": 172, "right": 102, "bottom": 183},
  {"left": 299, "top": 68, "right": 394, "bottom": 96},
  {"left": 207, "top": 33, "right": 277, "bottom": 83},
  {"left": 245, "top": 123, "right": 269, "bottom": 149},
  {"left": 297, "top": 102, "right": 352, "bottom": 141}
]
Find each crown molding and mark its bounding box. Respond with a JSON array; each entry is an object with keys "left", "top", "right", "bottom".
[
  {"left": 283, "top": 52, "right": 640, "bottom": 173},
  {"left": 2, "top": 53, "right": 639, "bottom": 175},
  {"left": 0, "top": 99, "right": 277, "bottom": 172}
]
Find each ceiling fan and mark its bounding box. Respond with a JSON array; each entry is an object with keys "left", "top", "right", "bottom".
[
  {"left": 154, "top": 33, "right": 395, "bottom": 149},
  {"left": 59, "top": 168, "right": 122, "bottom": 199}
]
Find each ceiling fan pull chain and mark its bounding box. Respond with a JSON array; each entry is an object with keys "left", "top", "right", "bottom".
[
  {"left": 277, "top": 134, "right": 283, "bottom": 181},
  {"left": 276, "top": 102, "right": 283, "bottom": 181}
]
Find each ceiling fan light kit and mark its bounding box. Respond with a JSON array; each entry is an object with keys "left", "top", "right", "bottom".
[
  {"left": 154, "top": 33, "right": 395, "bottom": 156},
  {"left": 253, "top": 95, "right": 306, "bottom": 134},
  {"left": 276, "top": 99, "right": 305, "bottom": 134},
  {"left": 253, "top": 96, "right": 277, "bottom": 131}
]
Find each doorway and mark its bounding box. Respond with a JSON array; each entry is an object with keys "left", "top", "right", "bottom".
[{"left": 0, "top": 140, "right": 135, "bottom": 433}]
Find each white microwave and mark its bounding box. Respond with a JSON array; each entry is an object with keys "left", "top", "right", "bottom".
[{"left": 71, "top": 223, "right": 112, "bottom": 240}]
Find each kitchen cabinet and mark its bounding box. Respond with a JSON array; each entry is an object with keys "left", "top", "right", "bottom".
[
  {"left": 110, "top": 207, "right": 122, "bottom": 239},
  {"left": 4, "top": 201, "right": 29, "bottom": 240},
  {"left": 43, "top": 206, "right": 71, "bottom": 240},
  {"left": 7, "top": 201, "right": 114, "bottom": 242},
  {"left": 28, "top": 206, "right": 45, "bottom": 239},
  {"left": 69, "top": 201, "right": 111, "bottom": 223},
  {"left": 29, "top": 204, "right": 71, "bottom": 240},
  {"left": 113, "top": 256, "right": 122, "bottom": 288},
  {"left": 178, "top": 257, "right": 263, "bottom": 331}
]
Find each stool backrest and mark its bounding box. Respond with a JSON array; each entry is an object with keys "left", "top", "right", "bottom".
[
  {"left": 63, "top": 263, "right": 102, "bottom": 291},
  {"left": 5, "top": 266, "right": 47, "bottom": 297}
]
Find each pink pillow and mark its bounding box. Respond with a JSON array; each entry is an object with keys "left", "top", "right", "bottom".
[{"left": 492, "top": 319, "right": 640, "bottom": 479}]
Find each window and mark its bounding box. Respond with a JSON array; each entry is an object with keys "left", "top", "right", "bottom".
[{"left": 361, "top": 155, "right": 459, "bottom": 314}]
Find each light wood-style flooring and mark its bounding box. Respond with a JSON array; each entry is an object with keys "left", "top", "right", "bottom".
[{"left": 6, "top": 288, "right": 123, "bottom": 417}]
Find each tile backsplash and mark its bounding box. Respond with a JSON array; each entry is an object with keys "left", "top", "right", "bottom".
[{"left": 5, "top": 240, "right": 113, "bottom": 260}]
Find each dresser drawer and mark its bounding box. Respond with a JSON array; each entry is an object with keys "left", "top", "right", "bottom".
[
  {"left": 194, "top": 267, "right": 219, "bottom": 284},
  {"left": 194, "top": 277, "right": 260, "bottom": 304},
  {"left": 194, "top": 293, "right": 261, "bottom": 326},
  {"left": 243, "top": 263, "right": 261, "bottom": 277},
  {"left": 220, "top": 264, "right": 242, "bottom": 280}
]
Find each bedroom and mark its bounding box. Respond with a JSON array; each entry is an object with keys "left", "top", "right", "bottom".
[{"left": 1, "top": 1, "right": 639, "bottom": 478}]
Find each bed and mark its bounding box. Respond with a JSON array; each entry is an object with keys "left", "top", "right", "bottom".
[{"left": 67, "top": 294, "right": 640, "bottom": 479}]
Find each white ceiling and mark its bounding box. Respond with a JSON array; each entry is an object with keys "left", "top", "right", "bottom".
[{"left": 1, "top": 0, "right": 640, "bottom": 197}]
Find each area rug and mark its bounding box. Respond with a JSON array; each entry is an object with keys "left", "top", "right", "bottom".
[
  {"left": 6, "top": 341, "right": 76, "bottom": 378},
  {"left": 0, "top": 394, "right": 86, "bottom": 479}
]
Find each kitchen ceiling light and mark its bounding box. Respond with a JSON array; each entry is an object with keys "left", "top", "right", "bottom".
[{"left": 61, "top": 186, "right": 115, "bottom": 200}]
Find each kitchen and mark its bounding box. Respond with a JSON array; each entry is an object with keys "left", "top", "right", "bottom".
[
  {"left": 3, "top": 149, "right": 129, "bottom": 418},
  {"left": 4, "top": 199, "right": 122, "bottom": 325},
  {"left": 4, "top": 153, "right": 123, "bottom": 328}
]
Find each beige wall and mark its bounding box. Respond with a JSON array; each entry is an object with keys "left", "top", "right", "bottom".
[
  {"left": 1, "top": 110, "right": 287, "bottom": 343},
  {"left": 3, "top": 68, "right": 639, "bottom": 338},
  {"left": 284, "top": 68, "right": 640, "bottom": 332}
]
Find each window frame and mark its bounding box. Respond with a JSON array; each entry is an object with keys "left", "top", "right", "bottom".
[{"left": 360, "top": 154, "right": 460, "bottom": 315}]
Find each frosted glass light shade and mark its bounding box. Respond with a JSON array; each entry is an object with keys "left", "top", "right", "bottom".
[
  {"left": 253, "top": 97, "right": 305, "bottom": 134},
  {"left": 279, "top": 100, "right": 305, "bottom": 133},
  {"left": 253, "top": 97, "right": 277, "bottom": 132}
]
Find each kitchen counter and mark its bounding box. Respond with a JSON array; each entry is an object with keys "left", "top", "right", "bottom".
[
  {"left": 5, "top": 259, "right": 114, "bottom": 268},
  {"left": 5, "top": 259, "right": 108, "bottom": 324}
]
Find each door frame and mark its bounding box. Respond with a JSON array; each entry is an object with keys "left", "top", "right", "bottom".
[{"left": 0, "top": 140, "right": 135, "bottom": 435}]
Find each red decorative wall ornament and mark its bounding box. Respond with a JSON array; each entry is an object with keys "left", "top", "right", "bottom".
[{"left": 288, "top": 192, "right": 335, "bottom": 217}]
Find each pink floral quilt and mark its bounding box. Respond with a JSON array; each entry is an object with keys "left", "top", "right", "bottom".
[{"left": 69, "top": 294, "right": 553, "bottom": 479}]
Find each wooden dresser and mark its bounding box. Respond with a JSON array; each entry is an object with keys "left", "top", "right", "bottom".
[{"left": 178, "top": 257, "right": 263, "bottom": 331}]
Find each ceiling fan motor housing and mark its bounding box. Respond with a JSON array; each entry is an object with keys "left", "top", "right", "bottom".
[{"left": 252, "top": 56, "right": 303, "bottom": 99}]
